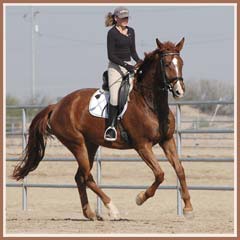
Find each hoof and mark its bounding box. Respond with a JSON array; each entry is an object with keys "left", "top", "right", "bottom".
[
  {"left": 108, "top": 209, "right": 121, "bottom": 220},
  {"left": 109, "top": 214, "right": 121, "bottom": 221},
  {"left": 136, "top": 191, "right": 146, "bottom": 206},
  {"left": 88, "top": 213, "right": 104, "bottom": 221},
  {"left": 96, "top": 214, "right": 104, "bottom": 221},
  {"left": 88, "top": 213, "right": 97, "bottom": 221},
  {"left": 94, "top": 210, "right": 104, "bottom": 221},
  {"left": 84, "top": 208, "right": 97, "bottom": 221},
  {"left": 183, "top": 208, "right": 194, "bottom": 219},
  {"left": 105, "top": 201, "right": 121, "bottom": 220}
]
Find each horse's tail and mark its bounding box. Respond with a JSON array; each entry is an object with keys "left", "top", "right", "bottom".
[{"left": 12, "top": 104, "right": 55, "bottom": 181}]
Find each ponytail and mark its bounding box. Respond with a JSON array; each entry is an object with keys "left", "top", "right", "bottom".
[{"left": 105, "top": 12, "right": 116, "bottom": 27}]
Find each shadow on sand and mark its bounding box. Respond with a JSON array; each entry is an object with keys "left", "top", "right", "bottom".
[{"left": 49, "top": 217, "right": 132, "bottom": 222}]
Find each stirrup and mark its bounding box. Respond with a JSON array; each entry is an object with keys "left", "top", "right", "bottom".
[{"left": 104, "top": 126, "right": 117, "bottom": 141}]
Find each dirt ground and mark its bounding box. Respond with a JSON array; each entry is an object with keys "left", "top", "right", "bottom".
[
  {"left": 5, "top": 138, "right": 234, "bottom": 235},
  {"left": 5, "top": 106, "right": 235, "bottom": 235}
]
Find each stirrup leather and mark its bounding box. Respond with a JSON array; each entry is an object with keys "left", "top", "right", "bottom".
[{"left": 104, "top": 126, "right": 117, "bottom": 141}]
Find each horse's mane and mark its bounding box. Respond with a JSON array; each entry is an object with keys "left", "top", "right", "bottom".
[
  {"left": 136, "top": 41, "right": 177, "bottom": 81},
  {"left": 135, "top": 49, "right": 157, "bottom": 80}
]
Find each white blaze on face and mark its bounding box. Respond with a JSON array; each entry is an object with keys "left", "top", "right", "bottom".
[
  {"left": 172, "top": 57, "right": 179, "bottom": 77},
  {"left": 171, "top": 57, "right": 184, "bottom": 98}
]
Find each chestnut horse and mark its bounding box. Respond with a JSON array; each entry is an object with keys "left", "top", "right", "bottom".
[{"left": 13, "top": 38, "right": 193, "bottom": 220}]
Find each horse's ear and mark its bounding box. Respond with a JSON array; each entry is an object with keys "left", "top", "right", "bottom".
[
  {"left": 156, "top": 38, "right": 164, "bottom": 50},
  {"left": 176, "top": 37, "right": 185, "bottom": 52}
]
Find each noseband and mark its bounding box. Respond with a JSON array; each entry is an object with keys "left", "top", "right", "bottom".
[{"left": 159, "top": 52, "right": 184, "bottom": 92}]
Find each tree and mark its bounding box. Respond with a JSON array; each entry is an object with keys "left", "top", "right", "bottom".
[{"left": 6, "top": 94, "right": 20, "bottom": 106}]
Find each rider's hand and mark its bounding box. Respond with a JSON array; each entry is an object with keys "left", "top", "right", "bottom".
[
  {"left": 135, "top": 59, "right": 143, "bottom": 69},
  {"left": 124, "top": 63, "right": 135, "bottom": 73}
]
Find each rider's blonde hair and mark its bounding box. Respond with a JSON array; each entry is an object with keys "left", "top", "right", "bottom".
[{"left": 105, "top": 12, "right": 116, "bottom": 27}]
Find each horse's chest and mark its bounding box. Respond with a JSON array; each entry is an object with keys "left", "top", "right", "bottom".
[{"left": 140, "top": 115, "right": 161, "bottom": 140}]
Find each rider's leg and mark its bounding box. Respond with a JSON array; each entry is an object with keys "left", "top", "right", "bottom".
[
  {"left": 108, "top": 61, "right": 124, "bottom": 106},
  {"left": 104, "top": 103, "right": 119, "bottom": 141},
  {"left": 104, "top": 62, "right": 124, "bottom": 141}
]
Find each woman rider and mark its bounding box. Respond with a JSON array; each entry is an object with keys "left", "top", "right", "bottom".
[{"left": 104, "top": 6, "right": 142, "bottom": 141}]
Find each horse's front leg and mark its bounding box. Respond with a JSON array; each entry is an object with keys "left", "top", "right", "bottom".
[
  {"left": 160, "top": 137, "right": 193, "bottom": 215},
  {"left": 135, "top": 143, "right": 164, "bottom": 205}
]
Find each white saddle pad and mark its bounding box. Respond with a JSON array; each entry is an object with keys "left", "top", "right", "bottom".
[{"left": 89, "top": 89, "right": 128, "bottom": 119}]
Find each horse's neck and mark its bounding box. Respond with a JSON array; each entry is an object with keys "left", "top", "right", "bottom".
[
  {"left": 135, "top": 61, "right": 169, "bottom": 115},
  {"left": 154, "top": 61, "right": 169, "bottom": 115},
  {"left": 154, "top": 90, "right": 169, "bottom": 120}
]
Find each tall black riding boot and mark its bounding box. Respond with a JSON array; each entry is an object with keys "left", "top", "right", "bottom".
[{"left": 104, "top": 104, "right": 118, "bottom": 141}]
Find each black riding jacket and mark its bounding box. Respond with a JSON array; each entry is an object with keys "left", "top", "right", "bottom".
[{"left": 107, "top": 26, "right": 141, "bottom": 67}]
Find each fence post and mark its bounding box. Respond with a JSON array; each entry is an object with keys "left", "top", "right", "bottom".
[
  {"left": 22, "top": 108, "right": 27, "bottom": 211},
  {"left": 176, "top": 104, "right": 183, "bottom": 216},
  {"left": 96, "top": 147, "right": 102, "bottom": 216}
]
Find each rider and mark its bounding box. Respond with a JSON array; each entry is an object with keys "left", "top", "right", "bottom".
[{"left": 104, "top": 6, "right": 142, "bottom": 141}]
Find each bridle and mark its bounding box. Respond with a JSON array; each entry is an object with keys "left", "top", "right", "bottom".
[
  {"left": 135, "top": 51, "right": 184, "bottom": 96},
  {"left": 159, "top": 52, "right": 184, "bottom": 92},
  {"left": 133, "top": 50, "right": 184, "bottom": 114}
]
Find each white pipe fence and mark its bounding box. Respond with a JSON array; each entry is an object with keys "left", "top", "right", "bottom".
[{"left": 6, "top": 101, "right": 234, "bottom": 216}]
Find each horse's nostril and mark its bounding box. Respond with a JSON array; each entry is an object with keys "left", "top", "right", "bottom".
[{"left": 176, "top": 90, "right": 180, "bottom": 95}]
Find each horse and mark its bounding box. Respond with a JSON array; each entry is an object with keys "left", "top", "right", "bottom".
[{"left": 13, "top": 38, "right": 193, "bottom": 220}]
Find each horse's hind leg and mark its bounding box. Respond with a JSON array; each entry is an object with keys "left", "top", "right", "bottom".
[
  {"left": 56, "top": 133, "right": 120, "bottom": 220},
  {"left": 85, "top": 173, "right": 120, "bottom": 220},
  {"left": 160, "top": 137, "right": 193, "bottom": 215},
  {"left": 56, "top": 136, "right": 97, "bottom": 220},
  {"left": 74, "top": 168, "right": 96, "bottom": 220},
  {"left": 84, "top": 141, "right": 120, "bottom": 220},
  {"left": 71, "top": 139, "right": 120, "bottom": 219},
  {"left": 73, "top": 142, "right": 113, "bottom": 220}
]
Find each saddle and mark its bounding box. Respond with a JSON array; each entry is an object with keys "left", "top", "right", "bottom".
[{"left": 88, "top": 71, "right": 132, "bottom": 143}]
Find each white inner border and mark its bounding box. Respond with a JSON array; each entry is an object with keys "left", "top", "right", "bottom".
[
  {"left": 3, "top": 2, "right": 237, "bottom": 238},
  {"left": 233, "top": 2, "right": 237, "bottom": 237}
]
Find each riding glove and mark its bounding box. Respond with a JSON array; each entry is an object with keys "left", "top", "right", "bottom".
[{"left": 124, "top": 63, "right": 135, "bottom": 73}]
